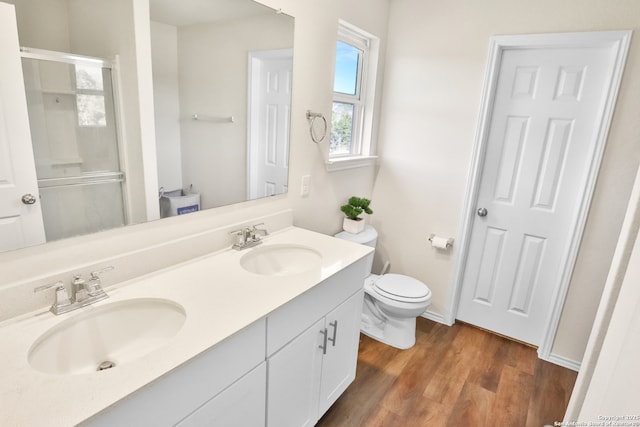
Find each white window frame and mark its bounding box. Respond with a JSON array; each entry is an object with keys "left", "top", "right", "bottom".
[{"left": 327, "top": 21, "right": 379, "bottom": 171}]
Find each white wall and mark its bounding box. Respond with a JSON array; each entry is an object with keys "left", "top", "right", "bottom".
[
  {"left": 374, "top": 0, "right": 640, "bottom": 362},
  {"left": 151, "top": 21, "right": 183, "bottom": 192},
  {"left": 565, "top": 149, "right": 640, "bottom": 420},
  {"left": 575, "top": 190, "right": 640, "bottom": 420},
  {"left": 9, "top": 0, "right": 70, "bottom": 51}
]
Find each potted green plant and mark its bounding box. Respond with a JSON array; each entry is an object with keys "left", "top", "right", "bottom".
[{"left": 340, "top": 196, "right": 373, "bottom": 234}]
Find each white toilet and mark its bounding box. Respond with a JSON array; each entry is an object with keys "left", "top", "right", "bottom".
[{"left": 335, "top": 225, "right": 432, "bottom": 349}]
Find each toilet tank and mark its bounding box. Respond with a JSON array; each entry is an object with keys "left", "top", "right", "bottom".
[{"left": 334, "top": 225, "right": 378, "bottom": 273}]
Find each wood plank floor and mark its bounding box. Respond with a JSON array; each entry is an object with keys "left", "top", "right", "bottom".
[{"left": 317, "top": 318, "right": 577, "bottom": 427}]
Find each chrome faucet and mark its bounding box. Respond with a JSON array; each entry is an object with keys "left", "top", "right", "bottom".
[
  {"left": 251, "top": 223, "right": 268, "bottom": 238},
  {"left": 230, "top": 223, "right": 269, "bottom": 250},
  {"left": 34, "top": 266, "right": 113, "bottom": 315}
]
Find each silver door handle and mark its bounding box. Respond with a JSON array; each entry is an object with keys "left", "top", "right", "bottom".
[
  {"left": 477, "top": 207, "right": 488, "bottom": 217},
  {"left": 328, "top": 321, "right": 338, "bottom": 347},
  {"left": 319, "top": 328, "right": 328, "bottom": 355},
  {"left": 21, "top": 193, "right": 37, "bottom": 205}
]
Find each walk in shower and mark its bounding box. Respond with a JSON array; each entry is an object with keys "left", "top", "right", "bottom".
[{"left": 20, "top": 48, "right": 126, "bottom": 242}]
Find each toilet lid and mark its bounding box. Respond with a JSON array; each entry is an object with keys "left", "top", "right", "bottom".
[{"left": 373, "top": 274, "right": 431, "bottom": 301}]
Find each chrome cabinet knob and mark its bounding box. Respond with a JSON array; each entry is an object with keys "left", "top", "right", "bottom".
[
  {"left": 21, "top": 193, "right": 37, "bottom": 205},
  {"left": 477, "top": 207, "right": 488, "bottom": 217}
]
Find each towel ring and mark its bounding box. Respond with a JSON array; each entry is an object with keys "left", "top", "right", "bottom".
[{"left": 306, "top": 110, "right": 327, "bottom": 143}]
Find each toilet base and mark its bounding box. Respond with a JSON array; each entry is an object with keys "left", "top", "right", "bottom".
[{"left": 361, "top": 312, "right": 417, "bottom": 350}]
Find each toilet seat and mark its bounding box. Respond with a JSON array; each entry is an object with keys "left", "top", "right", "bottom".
[{"left": 372, "top": 274, "right": 431, "bottom": 303}]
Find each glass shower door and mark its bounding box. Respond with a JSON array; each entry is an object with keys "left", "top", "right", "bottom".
[{"left": 21, "top": 52, "right": 126, "bottom": 242}]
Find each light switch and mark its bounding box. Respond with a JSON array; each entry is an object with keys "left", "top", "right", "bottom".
[{"left": 301, "top": 175, "right": 311, "bottom": 196}]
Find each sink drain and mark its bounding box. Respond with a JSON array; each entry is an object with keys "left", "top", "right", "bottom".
[{"left": 97, "top": 360, "right": 116, "bottom": 371}]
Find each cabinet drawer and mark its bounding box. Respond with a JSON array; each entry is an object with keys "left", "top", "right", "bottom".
[
  {"left": 84, "top": 319, "right": 266, "bottom": 426},
  {"left": 267, "top": 255, "right": 369, "bottom": 356}
]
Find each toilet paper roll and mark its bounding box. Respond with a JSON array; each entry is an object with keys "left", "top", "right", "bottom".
[{"left": 430, "top": 236, "right": 450, "bottom": 249}]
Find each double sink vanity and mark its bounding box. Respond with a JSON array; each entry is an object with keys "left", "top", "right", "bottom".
[{"left": 0, "top": 225, "right": 373, "bottom": 426}]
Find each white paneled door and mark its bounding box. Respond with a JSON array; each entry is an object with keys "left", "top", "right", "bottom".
[
  {"left": 457, "top": 33, "right": 628, "bottom": 346},
  {"left": 0, "top": 3, "right": 45, "bottom": 251},
  {"left": 248, "top": 49, "right": 292, "bottom": 200}
]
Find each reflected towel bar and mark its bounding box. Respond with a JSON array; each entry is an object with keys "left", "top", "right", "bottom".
[
  {"left": 191, "top": 113, "right": 235, "bottom": 123},
  {"left": 38, "top": 172, "right": 125, "bottom": 189}
]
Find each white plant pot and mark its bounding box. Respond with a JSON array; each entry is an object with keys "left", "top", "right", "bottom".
[{"left": 343, "top": 217, "right": 365, "bottom": 234}]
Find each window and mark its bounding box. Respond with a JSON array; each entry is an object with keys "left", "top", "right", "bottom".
[
  {"left": 75, "top": 64, "right": 107, "bottom": 127},
  {"left": 330, "top": 22, "right": 377, "bottom": 164}
]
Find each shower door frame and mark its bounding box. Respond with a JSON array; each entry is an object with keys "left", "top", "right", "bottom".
[{"left": 19, "top": 47, "right": 131, "bottom": 229}]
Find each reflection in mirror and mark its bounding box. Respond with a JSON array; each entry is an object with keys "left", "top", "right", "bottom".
[
  {"left": 0, "top": 0, "right": 294, "bottom": 253},
  {"left": 20, "top": 53, "right": 126, "bottom": 242},
  {"left": 150, "top": 0, "right": 294, "bottom": 215}
]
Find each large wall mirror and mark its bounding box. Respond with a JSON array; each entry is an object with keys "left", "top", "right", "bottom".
[{"left": 1, "top": 0, "right": 294, "bottom": 253}]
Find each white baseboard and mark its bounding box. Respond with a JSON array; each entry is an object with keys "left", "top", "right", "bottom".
[
  {"left": 543, "top": 352, "right": 581, "bottom": 372},
  {"left": 420, "top": 310, "right": 451, "bottom": 326}
]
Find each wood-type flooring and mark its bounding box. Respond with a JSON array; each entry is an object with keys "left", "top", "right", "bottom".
[{"left": 317, "top": 318, "right": 577, "bottom": 427}]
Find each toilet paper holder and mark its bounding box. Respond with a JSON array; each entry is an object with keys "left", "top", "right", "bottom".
[{"left": 428, "top": 234, "right": 454, "bottom": 249}]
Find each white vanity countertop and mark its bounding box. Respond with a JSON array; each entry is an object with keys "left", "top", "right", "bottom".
[{"left": 0, "top": 226, "right": 373, "bottom": 427}]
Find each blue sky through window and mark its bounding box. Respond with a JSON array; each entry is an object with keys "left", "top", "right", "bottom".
[{"left": 334, "top": 41, "right": 360, "bottom": 95}]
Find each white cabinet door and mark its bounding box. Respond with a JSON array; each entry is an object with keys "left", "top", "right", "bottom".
[
  {"left": 267, "top": 290, "right": 364, "bottom": 426},
  {"left": 318, "top": 290, "right": 363, "bottom": 415},
  {"left": 267, "top": 318, "right": 324, "bottom": 427},
  {"left": 177, "top": 363, "right": 266, "bottom": 427},
  {"left": 266, "top": 260, "right": 368, "bottom": 357}
]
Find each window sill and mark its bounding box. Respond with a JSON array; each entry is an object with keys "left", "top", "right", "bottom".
[{"left": 325, "top": 155, "right": 378, "bottom": 172}]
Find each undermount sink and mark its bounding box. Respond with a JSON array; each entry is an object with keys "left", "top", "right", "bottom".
[
  {"left": 28, "top": 298, "right": 186, "bottom": 375},
  {"left": 240, "top": 244, "right": 322, "bottom": 276}
]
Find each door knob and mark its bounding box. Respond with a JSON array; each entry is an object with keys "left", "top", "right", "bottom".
[
  {"left": 21, "top": 193, "right": 37, "bottom": 205},
  {"left": 477, "top": 207, "right": 488, "bottom": 217}
]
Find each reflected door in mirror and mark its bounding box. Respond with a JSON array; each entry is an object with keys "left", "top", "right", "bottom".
[{"left": 248, "top": 49, "right": 292, "bottom": 199}]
